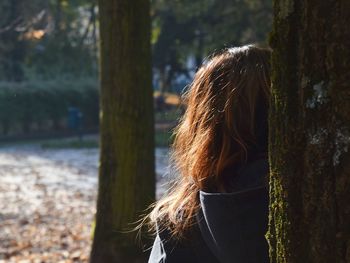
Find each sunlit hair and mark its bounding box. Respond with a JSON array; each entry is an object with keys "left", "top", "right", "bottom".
[{"left": 149, "top": 44, "right": 271, "bottom": 238}]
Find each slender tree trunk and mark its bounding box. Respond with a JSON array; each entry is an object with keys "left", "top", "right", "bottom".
[
  {"left": 195, "top": 30, "right": 204, "bottom": 68},
  {"left": 91, "top": 3, "right": 98, "bottom": 59},
  {"left": 158, "top": 66, "right": 167, "bottom": 94},
  {"left": 2, "top": 0, "right": 25, "bottom": 81},
  {"left": 90, "top": 0, "right": 155, "bottom": 262},
  {"left": 54, "top": 0, "right": 62, "bottom": 34},
  {"left": 78, "top": 3, "right": 96, "bottom": 48},
  {"left": 268, "top": 1, "right": 350, "bottom": 262}
]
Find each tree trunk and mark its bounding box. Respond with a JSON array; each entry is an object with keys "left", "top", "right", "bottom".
[
  {"left": 158, "top": 66, "right": 167, "bottom": 94},
  {"left": 91, "top": 3, "right": 98, "bottom": 59},
  {"left": 267, "top": 1, "right": 350, "bottom": 263},
  {"left": 54, "top": 0, "right": 62, "bottom": 34},
  {"left": 2, "top": 0, "right": 25, "bottom": 81},
  {"left": 90, "top": 0, "right": 155, "bottom": 262}
]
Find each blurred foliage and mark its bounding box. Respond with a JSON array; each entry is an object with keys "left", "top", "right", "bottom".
[
  {"left": 151, "top": 0, "right": 272, "bottom": 92},
  {"left": 0, "top": 79, "right": 99, "bottom": 135},
  {"left": 155, "top": 130, "right": 174, "bottom": 147},
  {"left": 40, "top": 130, "right": 173, "bottom": 148},
  {"left": 0, "top": 0, "right": 98, "bottom": 81},
  {"left": 41, "top": 138, "right": 99, "bottom": 149},
  {"left": 0, "top": 0, "right": 271, "bottom": 85},
  {"left": 0, "top": 0, "right": 272, "bottom": 136},
  {"left": 155, "top": 107, "right": 182, "bottom": 123}
]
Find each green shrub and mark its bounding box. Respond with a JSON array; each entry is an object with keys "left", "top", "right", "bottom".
[
  {"left": 41, "top": 139, "right": 99, "bottom": 149},
  {"left": 0, "top": 78, "right": 99, "bottom": 135}
]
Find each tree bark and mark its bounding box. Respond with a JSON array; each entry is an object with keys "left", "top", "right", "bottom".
[
  {"left": 90, "top": 0, "right": 155, "bottom": 262},
  {"left": 268, "top": 1, "right": 350, "bottom": 262}
]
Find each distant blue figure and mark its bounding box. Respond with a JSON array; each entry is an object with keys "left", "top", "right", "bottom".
[{"left": 68, "top": 107, "right": 83, "bottom": 140}]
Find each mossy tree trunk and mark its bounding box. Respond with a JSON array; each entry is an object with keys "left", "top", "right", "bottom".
[
  {"left": 90, "top": 0, "right": 155, "bottom": 262},
  {"left": 268, "top": 1, "right": 350, "bottom": 262}
]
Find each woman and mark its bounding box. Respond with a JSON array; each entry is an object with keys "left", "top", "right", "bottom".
[{"left": 148, "top": 45, "right": 271, "bottom": 263}]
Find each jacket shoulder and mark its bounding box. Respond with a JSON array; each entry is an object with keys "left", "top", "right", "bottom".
[{"left": 148, "top": 221, "right": 219, "bottom": 263}]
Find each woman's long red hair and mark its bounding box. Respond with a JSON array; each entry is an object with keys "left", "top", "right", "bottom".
[{"left": 149, "top": 45, "right": 271, "bottom": 237}]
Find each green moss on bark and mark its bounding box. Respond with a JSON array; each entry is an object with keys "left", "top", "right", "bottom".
[
  {"left": 268, "top": 1, "right": 350, "bottom": 263},
  {"left": 90, "top": 0, "right": 155, "bottom": 262}
]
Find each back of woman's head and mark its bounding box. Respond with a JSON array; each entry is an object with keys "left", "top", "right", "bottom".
[{"left": 150, "top": 44, "right": 271, "bottom": 237}]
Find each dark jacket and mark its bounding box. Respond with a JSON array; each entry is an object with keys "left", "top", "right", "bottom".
[{"left": 149, "top": 159, "right": 269, "bottom": 263}]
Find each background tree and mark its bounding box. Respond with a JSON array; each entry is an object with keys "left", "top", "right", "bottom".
[
  {"left": 0, "top": 0, "right": 43, "bottom": 81},
  {"left": 0, "top": 0, "right": 272, "bottom": 86},
  {"left": 90, "top": 0, "right": 155, "bottom": 262},
  {"left": 30, "top": 0, "right": 98, "bottom": 79},
  {"left": 151, "top": 0, "right": 272, "bottom": 93},
  {"left": 267, "top": 0, "right": 350, "bottom": 262},
  {"left": 0, "top": 0, "right": 97, "bottom": 81}
]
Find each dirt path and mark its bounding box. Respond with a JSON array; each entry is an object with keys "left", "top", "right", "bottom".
[{"left": 0, "top": 146, "right": 169, "bottom": 263}]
